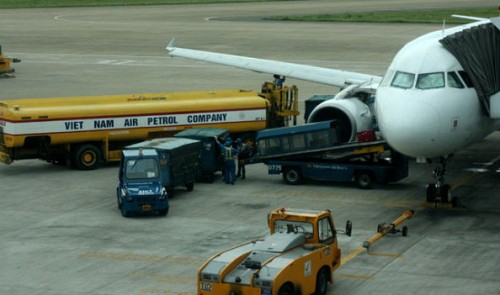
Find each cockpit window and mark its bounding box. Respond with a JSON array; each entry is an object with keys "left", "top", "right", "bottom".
[
  {"left": 416, "top": 72, "right": 444, "bottom": 89},
  {"left": 390, "top": 71, "right": 415, "bottom": 89},
  {"left": 447, "top": 72, "right": 464, "bottom": 89}
]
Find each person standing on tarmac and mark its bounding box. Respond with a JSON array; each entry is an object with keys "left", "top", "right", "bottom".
[
  {"left": 236, "top": 138, "right": 250, "bottom": 180},
  {"left": 223, "top": 140, "right": 238, "bottom": 185},
  {"left": 216, "top": 137, "right": 238, "bottom": 185}
]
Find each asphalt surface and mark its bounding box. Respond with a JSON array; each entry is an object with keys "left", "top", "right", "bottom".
[{"left": 1, "top": 1, "right": 500, "bottom": 294}]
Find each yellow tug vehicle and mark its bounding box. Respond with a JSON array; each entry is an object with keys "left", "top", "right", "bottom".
[{"left": 198, "top": 208, "right": 351, "bottom": 295}]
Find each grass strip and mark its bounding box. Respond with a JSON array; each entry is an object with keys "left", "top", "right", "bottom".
[{"left": 267, "top": 7, "right": 500, "bottom": 24}]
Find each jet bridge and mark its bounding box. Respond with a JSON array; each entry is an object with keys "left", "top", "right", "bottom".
[{"left": 440, "top": 18, "right": 500, "bottom": 118}]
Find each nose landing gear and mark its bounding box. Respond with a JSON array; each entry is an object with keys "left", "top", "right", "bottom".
[{"left": 426, "top": 156, "right": 460, "bottom": 207}]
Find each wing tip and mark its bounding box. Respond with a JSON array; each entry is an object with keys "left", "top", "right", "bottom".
[{"left": 166, "top": 37, "right": 176, "bottom": 52}]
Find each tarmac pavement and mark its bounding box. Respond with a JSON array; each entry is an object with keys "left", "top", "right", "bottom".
[{"left": 1, "top": 1, "right": 500, "bottom": 294}]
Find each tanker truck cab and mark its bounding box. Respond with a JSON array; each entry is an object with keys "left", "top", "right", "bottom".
[
  {"left": 117, "top": 149, "right": 168, "bottom": 217},
  {"left": 198, "top": 208, "right": 350, "bottom": 295}
]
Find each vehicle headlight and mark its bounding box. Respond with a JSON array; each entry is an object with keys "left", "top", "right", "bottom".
[{"left": 121, "top": 188, "right": 128, "bottom": 196}]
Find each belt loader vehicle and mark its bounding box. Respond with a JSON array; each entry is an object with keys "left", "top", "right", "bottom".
[
  {"left": 255, "top": 120, "right": 408, "bottom": 189},
  {"left": 0, "top": 82, "right": 298, "bottom": 169},
  {"left": 197, "top": 207, "right": 352, "bottom": 295},
  {"left": 117, "top": 148, "right": 168, "bottom": 217}
]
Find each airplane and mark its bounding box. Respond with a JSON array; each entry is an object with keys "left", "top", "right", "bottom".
[{"left": 166, "top": 15, "right": 500, "bottom": 204}]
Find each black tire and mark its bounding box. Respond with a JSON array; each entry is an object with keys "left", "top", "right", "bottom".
[
  {"left": 206, "top": 173, "right": 215, "bottom": 183},
  {"left": 426, "top": 184, "right": 437, "bottom": 203},
  {"left": 355, "top": 172, "right": 373, "bottom": 189},
  {"left": 440, "top": 184, "right": 451, "bottom": 203},
  {"left": 283, "top": 167, "right": 302, "bottom": 185},
  {"left": 315, "top": 268, "right": 329, "bottom": 295},
  {"left": 72, "top": 144, "right": 101, "bottom": 170},
  {"left": 278, "top": 283, "right": 294, "bottom": 295},
  {"left": 116, "top": 193, "right": 122, "bottom": 210},
  {"left": 186, "top": 182, "right": 194, "bottom": 192},
  {"left": 121, "top": 207, "right": 130, "bottom": 218},
  {"left": 158, "top": 207, "right": 169, "bottom": 216},
  {"left": 402, "top": 226, "right": 408, "bottom": 237}
]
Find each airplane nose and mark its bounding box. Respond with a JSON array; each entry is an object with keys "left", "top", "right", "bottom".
[{"left": 377, "top": 97, "right": 440, "bottom": 158}]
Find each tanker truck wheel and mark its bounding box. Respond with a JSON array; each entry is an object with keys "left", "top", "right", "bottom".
[{"left": 73, "top": 144, "right": 101, "bottom": 170}]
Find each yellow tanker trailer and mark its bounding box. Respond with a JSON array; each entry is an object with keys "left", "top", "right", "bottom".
[{"left": 0, "top": 83, "right": 298, "bottom": 169}]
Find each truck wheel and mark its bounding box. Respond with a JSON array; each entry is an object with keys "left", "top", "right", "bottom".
[
  {"left": 73, "top": 144, "right": 101, "bottom": 170},
  {"left": 186, "top": 182, "right": 194, "bottom": 191},
  {"left": 402, "top": 225, "right": 408, "bottom": 237},
  {"left": 278, "top": 283, "right": 294, "bottom": 295},
  {"left": 355, "top": 172, "right": 373, "bottom": 189},
  {"left": 315, "top": 268, "right": 329, "bottom": 295},
  {"left": 121, "top": 207, "right": 131, "bottom": 218},
  {"left": 283, "top": 168, "right": 302, "bottom": 185},
  {"left": 158, "top": 207, "right": 169, "bottom": 216}
]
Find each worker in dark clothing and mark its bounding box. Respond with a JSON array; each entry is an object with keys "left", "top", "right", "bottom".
[
  {"left": 223, "top": 140, "right": 238, "bottom": 185},
  {"left": 236, "top": 138, "right": 250, "bottom": 179}
]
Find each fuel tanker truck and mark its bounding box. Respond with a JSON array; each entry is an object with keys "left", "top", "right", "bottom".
[{"left": 0, "top": 82, "right": 298, "bottom": 169}]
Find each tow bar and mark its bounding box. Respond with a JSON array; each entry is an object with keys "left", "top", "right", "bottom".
[{"left": 363, "top": 210, "right": 414, "bottom": 251}]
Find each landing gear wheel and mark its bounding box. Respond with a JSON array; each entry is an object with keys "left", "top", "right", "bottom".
[
  {"left": 72, "top": 144, "right": 101, "bottom": 170},
  {"left": 186, "top": 182, "right": 194, "bottom": 191},
  {"left": 426, "top": 184, "right": 437, "bottom": 203},
  {"left": 283, "top": 168, "right": 302, "bottom": 185},
  {"left": 440, "top": 184, "right": 451, "bottom": 203},
  {"left": 315, "top": 268, "right": 329, "bottom": 295},
  {"left": 355, "top": 172, "right": 373, "bottom": 189},
  {"left": 278, "top": 283, "right": 294, "bottom": 295}
]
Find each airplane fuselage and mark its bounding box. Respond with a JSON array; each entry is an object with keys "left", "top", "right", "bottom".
[{"left": 375, "top": 21, "right": 500, "bottom": 158}]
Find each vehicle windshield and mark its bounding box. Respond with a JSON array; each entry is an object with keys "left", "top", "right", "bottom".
[
  {"left": 125, "top": 158, "right": 159, "bottom": 179},
  {"left": 274, "top": 220, "right": 314, "bottom": 238}
]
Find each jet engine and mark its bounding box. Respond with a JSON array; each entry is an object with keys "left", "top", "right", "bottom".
[{"left": 307, "top": 97, "right": 373, "bottom": 143}]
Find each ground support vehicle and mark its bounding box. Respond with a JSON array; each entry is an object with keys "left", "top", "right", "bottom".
[
  {"left": 174, "top": 128, "right": 229, "bottom": 183},
  {"left": 117, "top": 149, "right": 168, "bottom": 217},
  {"left": 125, "top": 137, "right": 201, "bottom": 197},
  {"left": 0, "top": 82, "right": 298, "bottom": 169},
  {"left": 255, "top": 120, "right": 408, "bottom": 189},
  {"left": 0, "top": 45, "right": 20, "bottom": 77},
  {"left": 197, "top": 208, "right": 351, "bottom": 295}
]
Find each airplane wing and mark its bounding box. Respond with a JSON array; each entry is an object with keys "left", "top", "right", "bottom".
[{"left": 166, "top": 38, "right": 382, "bottom": 91}]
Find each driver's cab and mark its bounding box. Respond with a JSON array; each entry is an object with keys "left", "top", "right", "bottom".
[{"left": 268, "top": 208, "right": 337, "bottom": 245}]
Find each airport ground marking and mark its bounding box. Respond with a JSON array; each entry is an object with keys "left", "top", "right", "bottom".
[{"left": 339, "top": 274, "right": 375, "bottom": 280}]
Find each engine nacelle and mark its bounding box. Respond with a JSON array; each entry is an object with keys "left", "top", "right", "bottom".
[{"left": 307, "top": 97, "right": 373, "bottom": 143}]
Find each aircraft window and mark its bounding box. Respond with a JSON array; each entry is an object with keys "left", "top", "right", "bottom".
[
  {"left": 416, "top": 72, "right": 444, "bottom": 89},
  {"left": 447, "top": 72, "right": 464, "bottom": 89},
  {"left": 458, "top": 71, "right": 474, "bottom": 88},
  {"left": 390, "top": 71, "right": 415, "bottom": 89}
]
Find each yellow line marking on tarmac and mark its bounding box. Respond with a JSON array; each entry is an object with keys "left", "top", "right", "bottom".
[
  {"left": 339, "top": 274, "right": 375, "bottom": 280},
  {"left": 368, "top": 252, "right": 404, "bottom": 258}
]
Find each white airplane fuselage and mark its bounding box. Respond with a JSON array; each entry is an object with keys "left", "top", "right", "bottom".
[{"left": 375, "top": 21, "right": 500, "bottom": 158}]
